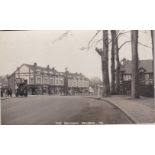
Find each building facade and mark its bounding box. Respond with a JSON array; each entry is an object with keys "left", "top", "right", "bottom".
[
  {"left": 8, "top": 63, "right": 89, "bottom": 95},
  {"left": 0, "top": 75, "right": 8, "bottom": 90},
  {"left": 119, "top": 59, "right": 154, "bottom": 96}
]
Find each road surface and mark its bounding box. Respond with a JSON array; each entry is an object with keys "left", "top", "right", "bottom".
[{"left": 1, "top": 95, "right": 133, "bottom": 125}]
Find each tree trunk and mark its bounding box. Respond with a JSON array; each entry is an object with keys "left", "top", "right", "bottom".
[
  {"left": 151, "top": 30, "right": 155, "bottom": 98},
  {"left": 110, "top": 30, "right": 116, "bottom": 94},
  {"left": 151, "top": 30, "right": 154, "bottom": 59},
  {"left": 64, "top": 69, "right": 69, "bottom": 96},
  {"left": 151, "top": 30, "right": 154, "bottom": 85},
  {"left": 115, "top": 31, "right": 120, "bottom": 94},
  {"left": 102, "top": 30, "right": 110, "bottom": 97},
  {"left": 131, "top": 30, "right": 139, "bottom": 98}
]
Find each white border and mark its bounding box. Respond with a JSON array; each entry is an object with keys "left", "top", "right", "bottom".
[
  {"left": 0, "top": 0, "right": 155, "bottom": 29},
  {"left": 0, "top": 1, "right": 155, "bottom": 155}
]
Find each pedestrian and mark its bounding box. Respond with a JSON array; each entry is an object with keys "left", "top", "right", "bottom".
[
  {"left": 48, "top": 88, "right": 51, "bottom": 95},
  {"left": 1, "top": 89, "right": 3, "bottom": 97},
  {"left": 10, "top": 88, "right": 12, "bottom": 97},
  {"left": 7, "top": 89, "right": 10, "bottom": 97},
  {"left": 4, "top": 89, "right": 6, "bottom": 97}
]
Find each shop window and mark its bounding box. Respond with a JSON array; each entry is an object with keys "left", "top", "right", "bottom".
[
  {"left": 149, "top": 73, "right": 153, "bottom": 79},
  {"left": 30, "top": 77, "right": 34, "bottom": 84}
]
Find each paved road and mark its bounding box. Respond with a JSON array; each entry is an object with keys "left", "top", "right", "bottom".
[{"left": 1, "top": 95, "right": 133, "bottom": 125}]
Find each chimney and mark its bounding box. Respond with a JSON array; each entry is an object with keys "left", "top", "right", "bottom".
[
  {"left": 47, "top": 65, "right": 50, "bottom": 70},
  {"left": 34, "top": 62, "right": 37, "bottom": 67},
  {"left": 65, "top": 67, "right": 68, "bottom": 72}
]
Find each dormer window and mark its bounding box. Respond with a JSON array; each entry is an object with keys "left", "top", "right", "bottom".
[{"left": 139, "top": 67, "right": 145, "bottom": 73}]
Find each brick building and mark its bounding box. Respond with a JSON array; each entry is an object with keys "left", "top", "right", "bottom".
[
  {"left": 0, "top": 75, "right": 8, "bottom": 89},
  {"left": 8, "top": 63, "right": 89, "bottom": 95},
  {"left": 120, "top": 59, "right": 154, "bottom": 96}
]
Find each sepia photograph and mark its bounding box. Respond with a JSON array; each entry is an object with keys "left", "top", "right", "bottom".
[
  {"left": 1, "top": 1, "right": 155, "bottom": 155},
  {"left": 0, "top": 30, "right": 154, "bottom": 125}
]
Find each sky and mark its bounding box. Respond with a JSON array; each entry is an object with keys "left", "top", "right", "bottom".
[{"left": 0, "top": 30, "right": 153, "bottom": 79}]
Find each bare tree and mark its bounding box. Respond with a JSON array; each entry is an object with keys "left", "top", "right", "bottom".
[
  {"left": 151, "top": 30, "right": 154, "bottom": 58},
  {"left": 96, "top": 30, "right": 110, "bottom": 97},
  {"left": 131, "top": 30, "right": 139, "bottom": 98},
  {"left": 110, "top": 30, "right": 116, "bottom": 94},
  {"left": 114, "top": 31, "right": 150, "bottom": 95},
  {"left": 151, "top": 30, "right": 154, "bottom": 85},
  {"left": 114, "top": 31, "right": 120, "bottom": 94}
]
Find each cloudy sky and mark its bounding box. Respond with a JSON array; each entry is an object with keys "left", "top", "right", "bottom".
[{"left": 0, "top": 30, "right": 153, "bottom": 79}]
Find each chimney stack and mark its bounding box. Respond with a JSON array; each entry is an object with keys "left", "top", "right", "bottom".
[
  {"left": 34, "top": 62, "right": 37, "bottom": 67},
  {"left": 47, "top": 65, "right": 50, "bottom": 70}
]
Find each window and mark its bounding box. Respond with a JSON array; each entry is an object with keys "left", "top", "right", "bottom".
[
  {"left": 50, "top": 78, "right": 54, "bottom": 84},
  {"left": 36, "top": 69, "right": 41, "bottom": 74},
  {"left": 30, "top": 77, "right": 34, "bottom": 84},
  {"left": 139, "top": 72, "right": 145, "bottom": 81},
  {"left": 36, "top": 77, "right": 41, "bottom": 84},
  {"left": 149, "top": 73, "right": 153, "bottom": 79},
  {"left": 145, "top": 74, "right": 149, "bottom": 80},
  {"left": 128, "top": 75, "right": 131, "bottom": 80},
  {"left": 44, "top": 78, "right": 48, "bottom": 84},
  {"left": 60, "top": 79, "right": 63, "bottom": 84}
]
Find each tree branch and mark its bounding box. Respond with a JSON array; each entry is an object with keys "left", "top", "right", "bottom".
[
  {"left": 95, "top": 47, "right": 103, "bottom": 56},
  {"left": 117, "top": 31, "right": 130, "bottom": 39},
  {"left": 87, "top": 30, "right": 101, "bottom": 49},
  {"left": 81, "top": 30, "right": 123, "bottom": 51},
  {"left": 52, "top": 31, "right": 71, "bottom": 44},
  {"left": 94, "top": 39, "right": 103, "bottom": 46},
  {"left": 118, "top": 40, "right": 131, "bottom": 50},
  {"left": 80, "top": 30, "right": 101, "bottom": 51},
  {"left": 138, "top": 42, "right": 151, "bottom": 48},
  {"left": 118, "top": 40, "right": 151, "bottom": 51}
]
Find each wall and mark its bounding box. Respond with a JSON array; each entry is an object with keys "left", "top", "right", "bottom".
[{"left": 8, "top": 73, "right": 15, "bottom": 94}]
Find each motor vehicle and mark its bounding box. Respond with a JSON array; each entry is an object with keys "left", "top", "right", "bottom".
[{"left": 15, "top": 81, "right": 28, "bottom": 97}]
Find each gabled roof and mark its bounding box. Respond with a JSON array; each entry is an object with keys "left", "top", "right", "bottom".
[
  {"left": 120, "top": 59, "right": 153, "bottom": 74},
  {"left": 67, "top": 72, "right": 89, "bottom": 80},
  {"left": 23, "top": 64, "right": 58, "bottom": 73},
  {"left": 8, "top": 63, "right": 89, "bottom": 81},
  {"left": 8, "top": 63, "right": 58, "bottom": 78}
]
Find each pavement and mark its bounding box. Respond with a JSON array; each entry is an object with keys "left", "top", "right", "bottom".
[
  {"left": 99, "top": 95, "right": 155, "bottom": 124},
  {"left": 1, "top": 95, "right": 132, "bottom": 125}
]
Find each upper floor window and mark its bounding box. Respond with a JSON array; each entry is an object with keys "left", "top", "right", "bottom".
[
  {"left": 50, "top": 78, "right": 54, "bottom": 84},
  {"left": 60, "top": 79, "right": 63, "bottom": 84},
  {"left": 149, "top": 73, "right": 153, "bottom": 79},
  {"left": 36, "top": 69, "right": 41, "bottom": 74},
  {"left": 30, "top": 77, "right": 34, "bottom": 84},
  {"left": 36, "top": 77, "right": 41, "bottom": 84},
  {"left": 145, "top": 74, "right": 149, "bottom": 80}
]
